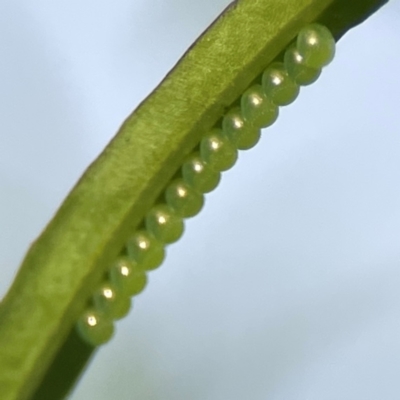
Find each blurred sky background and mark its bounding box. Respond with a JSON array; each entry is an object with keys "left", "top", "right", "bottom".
[{"left": 1, "top": 1, "right": 400, "bottom": 399}]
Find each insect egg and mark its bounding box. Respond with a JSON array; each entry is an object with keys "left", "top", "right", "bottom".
[
  {"left": 262, "top": 62, "right": 300, "bottom": 106},
  {"left": 240, "top": 84, "right": 279, "bottom": 129},
  {"left": 222, "top": 107, "right": 261, "bottom": 150},
  {"left": 109, "top": 257, "right": 148, "bottom": 296},
  {"left": 126, "top": 230, "right": 165, "bottom": 271},
  {"left": 284, "top": 44, "right": 322, "bottom": 86},
  {"left": 165, "top": 179, "right": 204, "bottom": 218},
  {"left": 296, "top": 23, "right": 336, "bottom": 68},
  {"left": 181, "top": 152, "right": 221, "bottom": 194},
  {"left": 92, "top": 282, "right": 131, "bottom": 320},
  {"left": 145, "top": 204, "right": 185, "bottom": 244},
  {"left": 200, "top": 129, "right": 238, "bottom": 172},
  {"left": 76, "top": 309, "right": 114, "bottom": 347}
]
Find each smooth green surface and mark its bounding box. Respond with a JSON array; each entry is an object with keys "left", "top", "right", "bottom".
[
  {"left": 126, "top": 231, "right": 165, "bottom": 271},
  {"left": 165, "top": 179, "right": 204, "bottom": 218},
  {"left": 92, "top": 283, "right": 131, "bottom": 321},
  {"left": 182, "top": 152, "right": 221, "bottom": 193},
  {"left": 201, "top": 129, "right": 238, "bottom": 171},
  {"left": 284, "top": 44, "right": 322, "bottom": 85},
  {"left": 145, "top": 204, "right": 184, "bottom": 244},
  {"left": 76, "top": 310, "right": 114, "bottom": 347},
  {"left": 297, "top": 23, "right": 336, "bottom": 68},
  {"left": 262, "top": 62, "right": 300, "bottom": 106},
  {"left": 223, "top": 107, "right": 261, "bottom": 150},
  {"left": 0, "top": 0, "right": 389, "bottom": 398},
  {"left": 241, "top": 84, "right": 279, "bottom": 128},
  {"left": 109, "top": 257, "right": 148, "bottom": 297}
]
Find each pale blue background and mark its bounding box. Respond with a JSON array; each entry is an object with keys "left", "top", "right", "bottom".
[{"left": 1, "top": 1, "right": 400, "bottom": 399}]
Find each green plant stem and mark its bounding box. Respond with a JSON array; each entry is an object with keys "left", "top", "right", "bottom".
[{"left": 0, "top": 0, "right": 388, "bottom": 399}]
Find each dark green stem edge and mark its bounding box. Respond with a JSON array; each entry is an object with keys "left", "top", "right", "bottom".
[{"left": 0, "top": 0, "right": 388, "bottom": 399}]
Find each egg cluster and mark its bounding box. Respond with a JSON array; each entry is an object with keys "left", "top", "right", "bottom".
[{"left": 76, "top": 23, "right": 336, "bottom": 346}]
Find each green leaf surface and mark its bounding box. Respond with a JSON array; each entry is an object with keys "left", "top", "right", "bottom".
[{"left": 0, "top": 0, "right": 388, "bottom": 399}]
